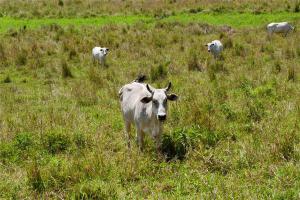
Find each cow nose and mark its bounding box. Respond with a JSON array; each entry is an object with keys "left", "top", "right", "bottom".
[
  {"left": 208, "top": 50, "right": 210, "bottom": 52},
  {"left": 158, "top": 115, "right": 166, "bottom": 121}
]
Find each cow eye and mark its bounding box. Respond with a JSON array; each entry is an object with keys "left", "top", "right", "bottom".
[
  {"left": 100, "top": 49, "right": 103, "bottom": 51},
  {"left": 153, "top": 100, "right": 158, "bottom": 105}
]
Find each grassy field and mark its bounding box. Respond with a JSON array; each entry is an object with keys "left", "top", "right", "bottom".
[
  {"left": 0, "top": 1, "right": 300, "bottom": 199},
  {"left": 1, "top": 12, "right": 300, "bottom": 33}
]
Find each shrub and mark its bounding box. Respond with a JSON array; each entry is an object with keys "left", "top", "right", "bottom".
[
  {"left": 162, "top": 130, "right": 189, "bottom": 161},
  {"left": 58, "top": 0, "right": 64, "bottom": 7},
  {"left": 150, "top": 63, "right": 168, "bottom": 81},
  {"left": 0, "top": 143, "right": 18, "bottom": 164},
  {"left": 44, "top": 131, "right": 71, "bottom": 154},
  {"left": 14, "top": 132, "right": 33, "bottom": 151},
  {"left": 189, "top": 7, "right": 203, "bottom": 14},
  {"left": 61, "top": 59, "right": 73, "bottom": 78},
  {"left": 69, "top": 49, "right": 77, "bottom": 60},
  {"left": 3, "top": 75, "right": 11, "bottom": 83},
  {"left": 73, "top": 132, "right": 88, "bottom": 149}
]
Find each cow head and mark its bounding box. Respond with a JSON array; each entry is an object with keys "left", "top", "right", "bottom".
[
  {"left": 205, "top": 42, "right": 215, "bottom": 52},
  {"left": 141, "top": 82, "right": 178, "bottom": 121},
  {"left": 99, "top": 47, "right": 109, "bottom": 56}
]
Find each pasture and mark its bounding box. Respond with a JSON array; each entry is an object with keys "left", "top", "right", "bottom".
[{"left": 0, "top": 0, "right": 300, "bottom": 199}]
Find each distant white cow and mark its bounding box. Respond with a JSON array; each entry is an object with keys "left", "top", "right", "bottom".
[
  {"left": 119, "top": 77, "right": 178, "bottom": 151},
  {"left": 205, "top": 40, "right": 223, "bottom": 59},
  {"left": 267, "top": 22, "right": 294, "bottom": 37},
  {"left": 92, "top": 47, "right": 109, "bottom": 66}
]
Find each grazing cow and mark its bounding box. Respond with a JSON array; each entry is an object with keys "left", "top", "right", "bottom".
[
  {"left": 205, "top": 40, "right": 223, "bottom": 59},
  {"left": 267, "top": 22, "right": 294, "bottom": 37},
  {"left": 92, "top": 47, "right": 109, "bottom": 66},
  {"left": 119, "top": 77, "right": 178, "bottom": 151}
]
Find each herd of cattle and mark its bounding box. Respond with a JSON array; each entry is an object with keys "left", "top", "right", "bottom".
[{"left": 91, "top": 21, "right": 295, "bottom": 152}]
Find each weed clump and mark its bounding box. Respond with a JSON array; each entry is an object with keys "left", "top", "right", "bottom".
[
  {"left": 69, "top": 49, "right": 77, "bottom": 60},
  {"left": 150, "top": 63, "right": 168, "bottom": 81},
  {"left": 288, "top": 66, "right": 296, "bottom": 81},
  {"left": 73, "top": 132, "right": 88, "bottom": 149},
  {"left": 223, "top": 37, "right": 233, "bottom": 48},
  {"left": 188, "top": 7, "right": 203, "bottom": 14},
  {"left": 58, "top": 0, "right": 64, "bottom": 7},
  {"left": 274, "top": 60, "right": 281, "bottom": 73},
  {"left": 27, "top": 162, "right": 45, "bottom": 193},
  {"left": 234, "top": 43, "right": 247, "bottom": 57},
  {"left": 44, "top": 131, "right": 71, "bottom": 154},
  {"left": 16, "top": 51, "right": 27, "bottom": 66},
  {"left": 162, "top": 130, "right": 189, "bottom": 161},
  {"left": 3, "top": 75, "right": 11, "bottom": 83},
  {"left": 14, "top": 132, "right": 33, "bottom": 151},
  {"left": 207, "top": 60, "right": 226, "bottom": 81},
  {"left": 188, "top": 51, "right": 203, "bottom": 71},
  {"left": 294, "top": 1, "right": 300, "bottom": 12},
  {"left": 61, "top": 59, "right": 73, "bottom": 78}
]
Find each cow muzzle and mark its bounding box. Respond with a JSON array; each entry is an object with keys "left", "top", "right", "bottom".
[{"left": 158, "top": 114, "right": 166, "bottom": 121}]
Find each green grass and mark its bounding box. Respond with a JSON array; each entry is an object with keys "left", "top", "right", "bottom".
[
  {"left": 1, "top": 12, "right": 300, "bottom": 33},
  {"left": 162, "top": 12, "right": 300, "bottom": 27}
]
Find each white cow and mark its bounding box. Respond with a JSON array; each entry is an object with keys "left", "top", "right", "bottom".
[
  {"left": 267, "top": 22, "right": 294, "bottom": 37},
  {"left": 119, "top": 77, "right": 178, "bottom": 151},
  {"left": 92, "top": 47, "right": 109, "bottom": 66},
  {"left": 205, "top": 40, "right": 223, "bottom": 59}
]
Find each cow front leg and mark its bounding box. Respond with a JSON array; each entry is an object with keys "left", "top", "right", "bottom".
[
  {"left": 136, "top": 127, "right": 145, "bottom": 151},
  {"left": 152, "top": 130, "right": 162, "bottom": 152},
  {"left": 124, "top": 121, "right": 131, "bottom": 148}
]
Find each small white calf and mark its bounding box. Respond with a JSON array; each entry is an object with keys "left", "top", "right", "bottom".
[
  {"left": 119, "top": 78, "right": 178, "bottom": 151},
  {"left": 267, "top": 22, "right": 294, "bottom": 37},
  {"left": 92, "top": 47, "right": 109, "bottom": 66},
  {"left": 205, "top": 40, "right": 223, "bottom": 59}
]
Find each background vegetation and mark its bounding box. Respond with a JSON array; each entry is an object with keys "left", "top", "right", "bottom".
[{"left": 0, "top": 0, "right": 300, "bottom": 199}]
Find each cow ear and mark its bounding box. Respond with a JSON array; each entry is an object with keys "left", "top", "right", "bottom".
[
  {"left": 167, "top": 93, "right": 178, "bottom": 101},
  {"left": 141, "top": 96, "right": 152, "bottom": 103}
]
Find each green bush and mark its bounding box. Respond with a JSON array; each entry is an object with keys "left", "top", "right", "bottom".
[
  {"left": 14, "top": 132, "right": 34, "bottom": 151},
  {"left": 150, "top": 63, "right": 168, "bottom": 81},
  {"left": 44, "top": 131, "right": 71, "bottom": 154}
]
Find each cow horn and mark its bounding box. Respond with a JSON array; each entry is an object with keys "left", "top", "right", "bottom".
[
  {"left": 165, "top": 82, "right": 171, "bottom": 92},
  {"left": 146, "top": 84, "right": 153, "bottom": 94}
]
